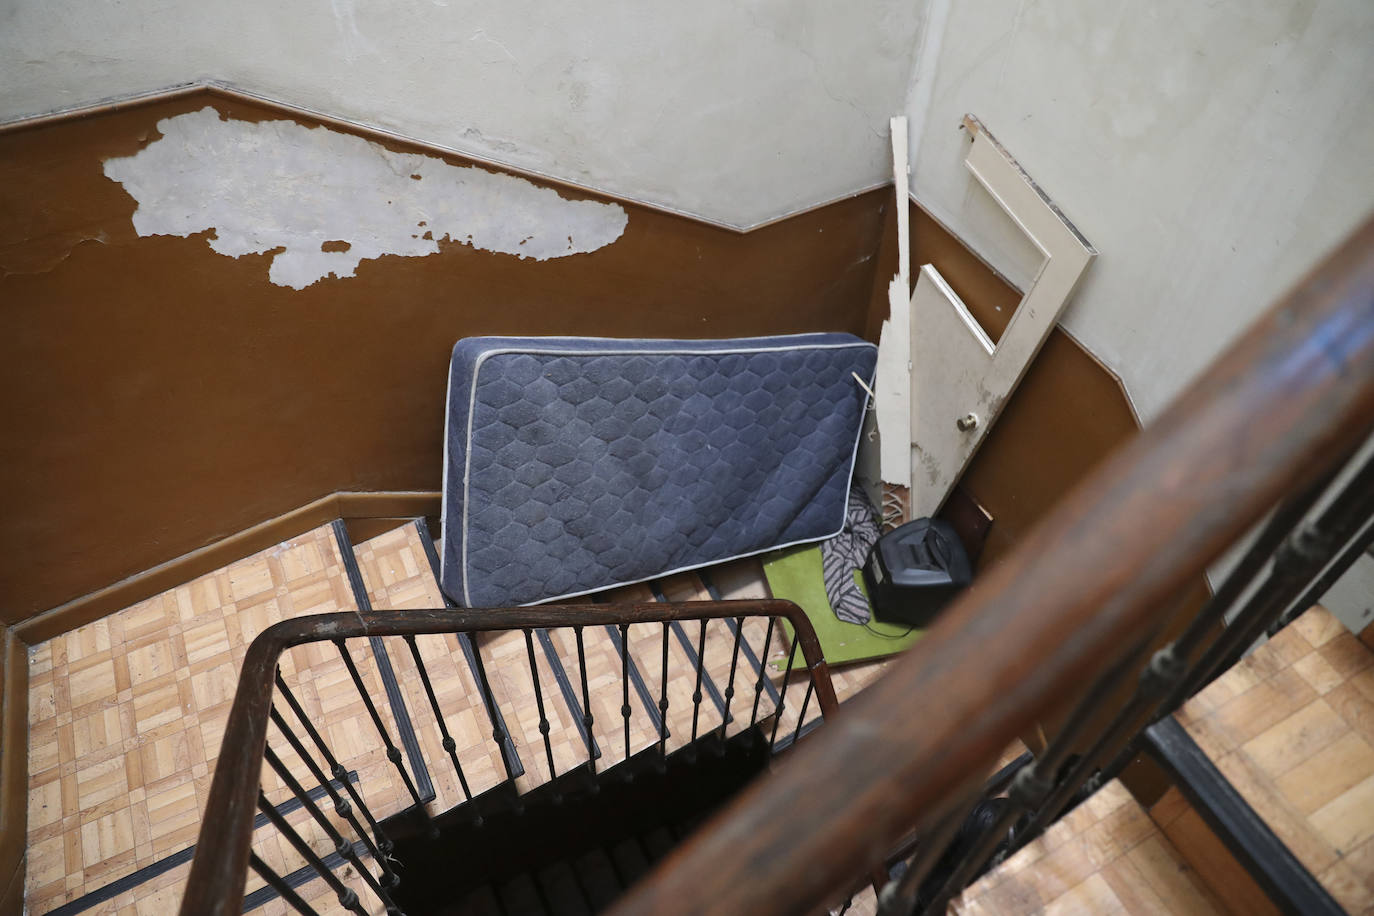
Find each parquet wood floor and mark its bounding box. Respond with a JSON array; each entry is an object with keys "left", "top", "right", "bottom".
[
  {"left": 26, "top": 523, "right": 896, "bottom": 915},
  {"left": 25, "top": 524, "right": 441, "bottom": 915}
]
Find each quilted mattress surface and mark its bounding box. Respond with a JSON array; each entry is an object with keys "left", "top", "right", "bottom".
[{"left": 440, "top": 334, "right": 876, "bottom": 607}]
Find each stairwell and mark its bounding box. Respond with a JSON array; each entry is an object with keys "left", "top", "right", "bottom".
[
  {"left": 22, "top": 520, "right": 891, "bottom": 914},
  {"left": 25, "top": 508, "right": 1374, "bottom": 915}
]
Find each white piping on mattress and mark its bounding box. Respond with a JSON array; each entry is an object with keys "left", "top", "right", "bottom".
[{"left": 439, "top": 353, "right": 456, "bottom": 599}]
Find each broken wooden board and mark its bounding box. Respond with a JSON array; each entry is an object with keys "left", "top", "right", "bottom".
[
  {"left": 874, "top": 115, "right": 913, "bottom": 492},
  {"left": 907, "top": 116, "right": 1096, "bottom": 517}
]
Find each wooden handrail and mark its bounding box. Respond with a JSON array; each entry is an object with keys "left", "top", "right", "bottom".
[
  {"left": 613, "top": 214, "right": 1374, "bottom": 914},
  {"left": 179, "top": 599, "right": 835, "bottom": 916}
]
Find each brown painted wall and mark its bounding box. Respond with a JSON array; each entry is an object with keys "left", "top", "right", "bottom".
[{"left": 0, "top": 92, "right": 888, "bottom": 625}]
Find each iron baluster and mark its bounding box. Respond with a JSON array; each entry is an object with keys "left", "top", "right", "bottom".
[
  {"left": 1098, "top": 454, "right": 1374, "bottom": 786},
  {"left": 619, "top": 623, "right": 633, "bottom": 767},
  {"left": 717, "top": 617, "right": 745, "bottom": 747},
  {"left": 749, "top": 617, "right": 777, "bottom": 729},
  {"left": 263, "top": 745, "right": 403, "bottom": 915},
  {"left": 523, "top": 628, "right": 560, "bottom": 786},
  {"left": 249, "top": 851, "right": 321, "bottom": 916},
  {"left": 880, "top": 754, "right": 1034, "bottom": 916},
  {"left": 769, "top": 637, "right": 802, "bottom": 752},
  {"left": 1268, "top": 516, "right": 1374, "bottom": 639},
  {"left": 654, "top": 587, "right": 730, "bottom": 725},
  {"left": 536, "top": 628, "right": 598, "bottom": 765},
  {"left": 790, "top": 679, "right": 816, "bottom": 748},
  {"left": 700, "top": 571, "right": 781, "bottom": 712},
  {"left": 689, "top": 619, "right": 709, "bottom": 747},
  {"left": 256, "top": 789, "right": 367, "bottom": 916},
  {"left": 659, "top": 622, "right": 672, "bottom": 765},
  {"left": 574, "top": 626, "right": 597, "bottom": 777},
  {"left": 962, "top": 456, "right": 1374, "bottom": 902},
  {"left": 330, "top": 520, "right": 431, "bottom": 804},
  {"left": 908, "top": 625, "right": 1164, "bottom": 916},
  {"left": 466, "top": 631, "right": 519, "bottom": 788},
  {"left": 597, "top": 613, "right": 665, "bottom": 736},
  {"left": 274, "top": 672, "right": 393, "bottom": 856},
  {"left": 1176, "top": 473, "right": 1374, "bottom": 702},
  {"left": 267, "top": 706, "right": 397, "bottom": 886},
  {"left": 333, "top": 639, "right": 434, "bottom": 833},
  {"left": 402, "top": 633, "right": 477, "bottom": 817},
  {"left": 413, "top": 518, "right": 522, "bottom": 778},
  {"left": 878, "top": 802, "right": 971, "bottom": 916},
  {"left": 1162, "top": 465, "right": 1339, "bottom": 666}
]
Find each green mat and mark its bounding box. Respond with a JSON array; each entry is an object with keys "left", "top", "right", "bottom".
[{"left": 763, "top": 544, "right": 923, "bottom": 671}]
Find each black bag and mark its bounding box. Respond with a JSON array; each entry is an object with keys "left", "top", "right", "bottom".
[{"left": 862, "top": 517, "right": 972, "bottom": 628}]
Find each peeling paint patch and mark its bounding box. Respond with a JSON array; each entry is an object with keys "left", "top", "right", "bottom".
[{"left": 101, "top": 107, "right": 628, "bottom": 289}]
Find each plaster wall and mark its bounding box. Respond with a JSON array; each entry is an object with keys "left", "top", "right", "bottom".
[
  {"left": 0, "top": 0, "right": 926, "bottom": 229},
  {"left": 904, "top": 0, "right": 1374, "bottom": 421}
]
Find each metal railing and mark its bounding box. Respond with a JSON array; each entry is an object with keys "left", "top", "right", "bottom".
[{"left": 179, "top": 599, "right": 836, "bottom": 916}]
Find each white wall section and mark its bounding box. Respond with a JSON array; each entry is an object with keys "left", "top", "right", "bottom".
[
  {"left": 102, "top": 108, "right": 629, "bottom": 289},
  {"left": 903, "top": 0, "right": 1374, "bottom": 421},
  {"left": 0, "top": 0, "right": 927, "bottom": 229}
]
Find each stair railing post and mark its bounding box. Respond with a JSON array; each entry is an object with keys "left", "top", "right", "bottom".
[
  {"left": 522, "top": 627, "right": 561, "bottom": 791},
  {"left": 402, "top": 632, "right": 479, "bottom": 821},
  {"left": 274, "top": 671, "right": 394, "bottom": 858},
  {"left": 333, "top": 638, "right": 437, "bottom": 836},
  {"left": 574, "top": 625, "right": 598, "bottom": 777},
  {"left": 716, "top": 616, "right": 745, "bottom": 748},
  {"left": 262, "top": 745, "right": 404, "bottom": 915},
  {"left": 256, "top": 789, "right": 368, "bottom": 916},
  {"left": 267, "top": 706, "right": 399, "bottom": 886}
]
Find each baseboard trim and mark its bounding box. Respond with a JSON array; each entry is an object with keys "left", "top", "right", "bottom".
[
  {"left": 13, "top": 491, "right": 441, "bottom": 645},
  {"left": 0, "top": 629, "right": 27, "bottom": 916}
]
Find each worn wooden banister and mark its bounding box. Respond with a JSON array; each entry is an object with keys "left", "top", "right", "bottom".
[{"left": 612, "top": 214, "right": 1374, "bottom": 914}]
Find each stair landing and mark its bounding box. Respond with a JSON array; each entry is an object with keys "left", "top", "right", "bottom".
[
  {"left": 950, "top": 778, "right": 1226, "bottom": 914},
  {"left": 1174, "top": 604, "right": 1374, "bottom": 914},
  {"left": 24, "top": 522, "right": 896, "bottom": 914}
]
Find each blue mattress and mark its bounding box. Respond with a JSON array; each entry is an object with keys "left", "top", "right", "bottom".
[{"left": 440, "top": 334, "right": 877, "bottom": 607}]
